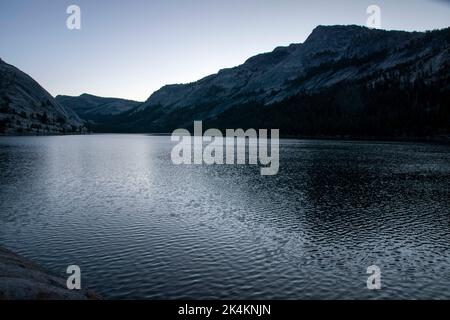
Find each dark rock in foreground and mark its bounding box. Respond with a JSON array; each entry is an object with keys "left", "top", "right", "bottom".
[{"left": 0, "top": 246, "right": 99, "bottom": 300}]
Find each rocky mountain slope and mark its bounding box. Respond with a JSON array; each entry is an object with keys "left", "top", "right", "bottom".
[
  {"left": 0, "top": 58, "right": 84, "bottom": 135},
  {"left": 101, "top": 25, "right": 450, "bottom": 137},
  {"left": 56, "top": 93, "right": 140, "bottom": 121}
]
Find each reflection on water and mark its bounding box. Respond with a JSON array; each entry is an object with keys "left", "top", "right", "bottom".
[{"left": 0, "top": 135, "right": 449, "bottom": 299}]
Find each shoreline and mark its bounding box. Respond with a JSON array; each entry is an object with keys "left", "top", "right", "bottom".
[
  {"left": 1, "top": 132, "right": 449, "bottom": 145},
  {"left": 0, "top": 246, "right": 99, "bottom": 300}
]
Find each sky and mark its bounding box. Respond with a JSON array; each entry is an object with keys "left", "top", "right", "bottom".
[{"left": 1, "top": 0, "right": 450, "bottom": 101}]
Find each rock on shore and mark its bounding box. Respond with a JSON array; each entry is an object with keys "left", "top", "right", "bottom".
[{"left": 0, "top": 246, "right": 99, "bottom": 300}]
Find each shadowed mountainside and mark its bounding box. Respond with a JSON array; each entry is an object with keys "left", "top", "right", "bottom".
[
  {"left": 3, "top": 25, "right": 449, "bottom": 137},
  {"left": 0, "top": 59, "right": 84, "bottom": 135},
  {"left": 95, "top": 25, "right": 450, "bottom": 138},
  {"left": 55, "top": 93, "right": 140, "bottom": 122}
]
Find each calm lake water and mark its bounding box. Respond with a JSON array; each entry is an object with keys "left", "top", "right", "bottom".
[{"left": 0, "top": 135, "right": 450, "bottom": 299}]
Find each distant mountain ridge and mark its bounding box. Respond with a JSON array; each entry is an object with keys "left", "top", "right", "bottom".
[
  {"left": 0, "top": 58, "right": 84, "bottom": 135},
  {"left": 98, "top": 25, "right": 450, "bottom": 137},
  {"left": 136, "top": 25, "right": 421, "bottom": 113},
  {"left": 56, "top": 94, "right": 140, "bottom": 121},
  {"left": 2, "top": 25, "right": 450, "bottom": 137}
]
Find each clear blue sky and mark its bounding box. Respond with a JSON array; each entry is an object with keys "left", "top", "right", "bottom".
[{"left": 1, "top": 0, "right": 449, "bottom": 101}]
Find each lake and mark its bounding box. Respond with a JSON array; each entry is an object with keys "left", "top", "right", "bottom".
[{"left": 0, "top": 135, "right": 449, "bottom": 299}]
